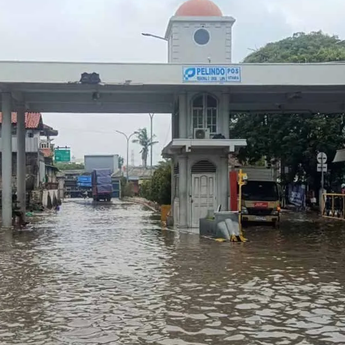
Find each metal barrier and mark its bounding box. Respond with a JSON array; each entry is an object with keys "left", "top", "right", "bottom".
[{"left": 322, "top": 193, "right": 345, "bottom": 220}]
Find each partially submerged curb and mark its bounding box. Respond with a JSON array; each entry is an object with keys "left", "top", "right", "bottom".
[{"left": 122, "top": 197, "right": 160, "bottom": 214}]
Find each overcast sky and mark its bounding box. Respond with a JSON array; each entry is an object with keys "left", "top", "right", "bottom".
[{"left": 1, "top": 0, "right": 345, "bottom": 164}]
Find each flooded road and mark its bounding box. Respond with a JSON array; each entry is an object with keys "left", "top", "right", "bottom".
[{"left": 1, "top": 200, "right": 345, "bottom": 344}]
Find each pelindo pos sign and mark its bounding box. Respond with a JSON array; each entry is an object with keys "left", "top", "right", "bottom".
[{"left": 183, "top": 66, "right": 241, "bottom": 83}]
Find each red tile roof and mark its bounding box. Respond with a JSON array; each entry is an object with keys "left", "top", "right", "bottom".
[{"left": 0, "top": 112, "right": 42, "bottom": 129}]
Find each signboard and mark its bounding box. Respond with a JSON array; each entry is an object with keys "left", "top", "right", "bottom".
[
  {"left": 55, "top": 148, "right": 71, "bottom": 162},
  {"left": 317, "top": 152, "right": 327, "bottom": 164},
  {"left": 77, "top": 175, "right": 92, "bottom": 188},
  {"left": 183, "top": 66, "right": 241, "bottom": 83},
  {"left": 289, "top": 184, "right": 306, "bottom": 207},
  {"left": 317, "top": 163, "right": 327, "bottom": 172}
]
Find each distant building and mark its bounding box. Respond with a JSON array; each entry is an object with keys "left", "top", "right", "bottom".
[
  {"left": 63, "top": 169, "right": 85, "bottom": 197},
  {"left": 84, "top": 154, "right": 119, "bottom": 174},
  {"left": 0, "top": 112, "right": 59, "bottom": 191},
  {"left": 112, "top": 166, "right": 156, "bottom": 196}
]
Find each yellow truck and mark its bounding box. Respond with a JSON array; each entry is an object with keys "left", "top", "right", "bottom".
[{"left": 239, "top": 168, "right": 282, "bottom": 228}]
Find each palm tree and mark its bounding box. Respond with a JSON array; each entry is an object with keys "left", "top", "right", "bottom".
[{"left": 132, "top": 128, "right": 158, "bottom": 168}]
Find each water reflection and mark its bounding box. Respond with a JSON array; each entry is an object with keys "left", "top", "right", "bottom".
[{"left": 0, "top": 201, "right": 345, "bottom": 344}]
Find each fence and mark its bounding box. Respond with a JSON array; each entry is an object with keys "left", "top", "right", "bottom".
[{"left": 322, "top": 193, "right": 345, "bottom": 220}]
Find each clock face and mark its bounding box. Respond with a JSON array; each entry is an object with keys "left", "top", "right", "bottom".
[{"left": 194, "top": 28, "right": 210, "bottom": 45}]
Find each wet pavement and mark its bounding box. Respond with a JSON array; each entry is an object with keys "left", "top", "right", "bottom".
[{"left": 1, "top": 199, "right": 345, "bottom": 344}]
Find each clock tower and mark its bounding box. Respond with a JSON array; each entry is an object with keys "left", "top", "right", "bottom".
[{"left": 165, "top": 0, "right": 235, "bottom": 64}]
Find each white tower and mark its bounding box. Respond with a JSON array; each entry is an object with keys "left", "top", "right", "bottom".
[{"left": 165, "top": 0, "right": 235, "bottom": 64}]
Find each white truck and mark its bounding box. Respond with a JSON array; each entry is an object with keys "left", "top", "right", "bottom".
[{"left": 238, "top": 167, "right": 282, "bottom": 227}]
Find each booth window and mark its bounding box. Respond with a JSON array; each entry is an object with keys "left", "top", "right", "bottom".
[{"left": 192, "top": 94, "right": 218, "bottom": 134}]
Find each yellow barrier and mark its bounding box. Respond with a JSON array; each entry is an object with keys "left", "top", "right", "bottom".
[
  {"left": 161, "top": 205, "right": 171, "bottom": 222},
  {"left": 322, "top": 193, "right": 345, "bottom": 220}
]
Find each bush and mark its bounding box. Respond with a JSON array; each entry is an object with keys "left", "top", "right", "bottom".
[
  {"left": 140, "top": 180, "right": 152, "bottom": 200},
  {"left": 141, "top": 161, "right": 171, "bottom": 205},
  {"left": 121, "top": 177, "right": 134, "bottom": 197}
]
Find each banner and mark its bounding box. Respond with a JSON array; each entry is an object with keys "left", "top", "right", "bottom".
[
  {"left": 183, "top": 66, "right": 241, "bottom": 83},
  {"left": 288, "top": 184, "right": 306, "bottom": 207}
]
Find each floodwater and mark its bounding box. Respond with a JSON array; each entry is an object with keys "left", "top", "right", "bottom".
[{"left": 1, "top": 201, "right": 345, "bottom": 345}]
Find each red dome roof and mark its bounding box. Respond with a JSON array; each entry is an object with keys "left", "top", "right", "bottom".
[{"left": 175, "top": 0, "right": 223, "bottom": 17}]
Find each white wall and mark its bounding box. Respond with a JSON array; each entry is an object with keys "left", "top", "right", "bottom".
[
  {"left": 0, "top": 136, "right": 40, "bottom": 153},
  {"left": 174, "top": 152, "right": 228, "bottom": 227},
  {"left": 179, "top": 91, "right": 229, "bottom": 139},
  {"left": 168, "top": 19, "right": 233, "bottom": 64},
  {"left": 39, "top": 160, "right": 46, "bottom": 185},
  {"left": 84, "top": 155, "right": 119, "bottom": 173},
  {"left": 58, "top": 178, "right": 65, "bottom": 200},
  {"left": 42, "top": 189, "right": 59, "bottom": 208}
]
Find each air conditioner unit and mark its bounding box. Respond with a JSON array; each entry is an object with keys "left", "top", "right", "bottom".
[{"left": 194, "top": 128, "right": 210, "bottom": 139}]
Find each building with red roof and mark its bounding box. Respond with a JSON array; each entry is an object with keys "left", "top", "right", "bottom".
[{"left": 0, "top": 112, "right": 59, "bottom": 192}]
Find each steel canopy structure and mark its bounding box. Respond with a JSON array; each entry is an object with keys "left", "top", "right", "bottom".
[
  {"left": 1, "top": 61, "right": 345, "bottom": 114},
  {"left": 1, "top": 61, "right": 345, "bottom": 227}
]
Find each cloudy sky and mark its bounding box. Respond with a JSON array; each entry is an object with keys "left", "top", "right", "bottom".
[{"left": 1, "top": 0, "right": 345, "bottom": 164}]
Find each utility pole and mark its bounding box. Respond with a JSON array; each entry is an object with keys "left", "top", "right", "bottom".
[
  {"left": 116, "top": 130, "right": 136, "bottom": 181},
  {"left": 317, "top": 152, "right": 327, "bottom": 212},
  {"left": 149, "top": 113, "right": 154, "bottom": 175}
]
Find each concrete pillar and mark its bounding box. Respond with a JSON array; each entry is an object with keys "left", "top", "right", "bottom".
[
  {"left": 1, "top": 93, "right": 12, "bottom": 227},
  {"left": 171, "top": 113, "right": 175, "bottom": 140},
  {"left": 178, "top": 156, "right": 188, "bottom": 227},
  {"left": 219, "top": 156, "right": 229, "bottom": 211},
  {"left": 171, "top": 158, "right": 175, "bottom": 206},
  {"left": 17, "top": 107, "right": 26, "bottom": 218},
  {"left": 178, "top": 93, "right": 188, "bottom": 138},
  {"left": 220, "top": 93, "right": 230, "bottom": 138}
]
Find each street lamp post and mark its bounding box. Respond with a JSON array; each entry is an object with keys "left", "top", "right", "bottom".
[
  {"left": 142, "top": 31, "right": 165, "bottom": 175},
  {"left": 149, "top": 113, "right": 154, "bottom": 175},
  {"left": 141, "top": 33, "right": 168, "bottom": 41},
  {"left": 116, "top": 130, "right": 136, "bottom": 181}
]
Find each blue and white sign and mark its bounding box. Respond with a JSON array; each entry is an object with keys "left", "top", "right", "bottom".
[
  {"left": 288, "top": 184, "right": 306, "bottom": 208},
  {"left": 183, "top": 66, "right": 241, "bottom": 83}
]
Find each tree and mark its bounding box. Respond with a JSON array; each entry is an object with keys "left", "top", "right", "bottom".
[
  {"left": 132, "top": 128, "right": 158, "bottom": 168},
  {"left": 120, "top": 177, "right": 134, "bottom": 197},
  {"left": 55, "top": 162, "right": 85, "bottom": 170},
  {"left": 118, "top": 156, "right": 124, "bottom": 170},
  {"left": 150, "top": 160, "right": 171, "bottom": 205},
  {"left": 140, "top": 160, "right": 171, "bottom": 205},
  {"left": 232, "top": 113, "right": 345, "bottom": 185},
  {"left": 232, "top": 32, "right": 345, "bottom": 191},
  {"left": 244, "top": 31, "right": 345, "bottom": 63}
]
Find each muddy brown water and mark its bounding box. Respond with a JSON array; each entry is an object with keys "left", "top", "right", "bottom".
[{"left": 0, "top": 200, "right": 345, "bottom": 344}]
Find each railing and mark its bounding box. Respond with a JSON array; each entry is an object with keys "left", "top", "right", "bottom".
[{"left": 322, "top": 193, "right": 345, "bottom": 220}]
